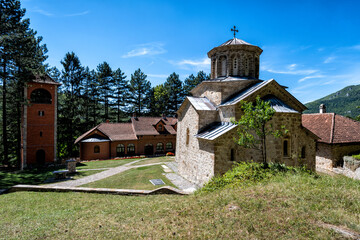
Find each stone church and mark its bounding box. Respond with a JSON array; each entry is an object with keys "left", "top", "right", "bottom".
[{"left": 176, "top": 35, "right": 318, "bottom": 186}]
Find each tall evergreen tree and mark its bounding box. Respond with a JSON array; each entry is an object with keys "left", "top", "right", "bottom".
[
  {"left": 59, "top": 52, "right": 84, "bottom": 158},
  {"left": 113, "top": 68, "right": 128, "bottom": 122},
  {"left": 96, "top": 62, "right": 114, "bottom": 121},
  {"left": 183, "top": 71, "right": 210, "bottom": 96},
  {"left": 164, "top": 72, "right": 184, "bottom": 114},
  {"left": 0, "top": 0, "right": 47, "bottom": 166},
  {"left": 128, "top": 68, "right": 151, "bottom": 115}
]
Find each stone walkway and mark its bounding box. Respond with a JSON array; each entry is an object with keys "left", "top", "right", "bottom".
[
  {"left": 165, "top": 162, "right": 199, "bottom": 193},
  {"left": 19, "top": 158, "right": 199, "bottom": 194},
  {"left": 44, "top": 159, "right": 161, "bottom": 188}
]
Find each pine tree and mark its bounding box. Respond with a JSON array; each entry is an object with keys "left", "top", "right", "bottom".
[
  {"left": 96, "top": 62, "right": 114, "bottom": 121},
  {"left": 59, "top": 52, "right": 84, "bottom": 158},
  {"left": 0, "top": 0, "right": 47, "bottom": 166},
  {"left": 183, "top": 71, "right": 210, "bottom": 96},
  {"left": 128, "top": 68, "right": 151, "bottom": 115},
  {"left": 113, "top": 68, "right": 128, "bottom": 122},
  {"left": 164, "top": 72, "right": 184, "bottom": 115}
]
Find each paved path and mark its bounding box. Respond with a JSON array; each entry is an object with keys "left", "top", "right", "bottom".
[
  {"left": 44, "top": 159, "right": 199, "bottom": 193},
  {"left": 165, "top": 162, "right": 199, "bottom": 193},
  {"left": 44, "top": 159, "right": 161, "bottom": 188}
]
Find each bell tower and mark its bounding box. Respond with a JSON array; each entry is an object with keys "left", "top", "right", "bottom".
[{"left": 22, "top": 75, "right": 61, "bottom": 168}]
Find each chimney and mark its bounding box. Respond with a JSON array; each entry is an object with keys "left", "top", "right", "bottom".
[{"left": 319, "top": 104, "right": 326, "bottom": 114}]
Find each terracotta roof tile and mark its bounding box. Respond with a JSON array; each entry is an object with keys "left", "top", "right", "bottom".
[
  {"left": 302, "top": 113, "right": 360, "bottom": 144},
  {"left": 98, "top": 123, "right": 137, "bottom": 141},
  {"left": 75, "top": 117, "right": 177, "bottom": 143}
]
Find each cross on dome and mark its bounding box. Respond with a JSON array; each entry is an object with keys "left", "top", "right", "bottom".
[{"left": 231, "top": 25, "right": 238, "bottom": 38}]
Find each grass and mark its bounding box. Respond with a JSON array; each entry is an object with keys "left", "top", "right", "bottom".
[
  {"left": 81, "top": 165, "right": 175, "bottom": 190},
  {"left": 130, "top": 156, "right": 174, "bottom": 166},
  {"left": 0, "top": 168, "right": 60, "bottom": 189},
  {"left": 0, "top": 171, "right": 359, "bottom": 239},
  {"left": 76, "top": 158, "right": 141, "bottom": 170}
]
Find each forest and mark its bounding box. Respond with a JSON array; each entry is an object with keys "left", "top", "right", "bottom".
[{"left": 0, "top": 0, "right": 209, "bottom": 167}]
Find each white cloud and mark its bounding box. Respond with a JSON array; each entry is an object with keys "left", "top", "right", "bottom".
[
  {"left": 351, "top": 45, "right": 360, "bottom": 50},
  {"left": 31, "top": 8, "right": 53, "bottom": 16},
  {"left": 122, "top": 43, "right": 166, "bottom": 58},
  {"left": 324, "top": 56, "right": 336, "bottom": 64},
  {"left": 147, "top": 74, "right": 169, "bottom": 78},
  {"left": 298, "top": 75, "right": 325, "bottom": 83},
  {"left": 262, "top": 64, "right": 318, "bottom": 75},
  {"left": 65, "top": 11, "right": 90, "bottom": 17},
  {"left": 176, "top": 58, "right": 210, "bottom": 67}
]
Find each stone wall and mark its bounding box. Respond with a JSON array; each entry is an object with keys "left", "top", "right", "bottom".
[
  {"left": 317, "top": 143, "right": 360, "bottom": 170},
  {"left": 176, "top": 102, "right": 215, "bottom": 186},
  {"left": 212, "top": 112, "right": 316, "bottom": 179}
]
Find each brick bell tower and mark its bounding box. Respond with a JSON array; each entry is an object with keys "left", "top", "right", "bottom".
[{"left": 21, "top": 75, "right": 61, "bottom": 169}]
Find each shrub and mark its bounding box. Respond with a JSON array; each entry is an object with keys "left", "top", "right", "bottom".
[
  {"left": 199, "top": 162, "right": 312, "bottom": 193},
  {"left": 166, "top": 152, "right": 175, "bottom": 156}
]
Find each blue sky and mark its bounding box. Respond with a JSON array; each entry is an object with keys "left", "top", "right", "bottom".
[{"left": 21, "top": 0, "right": 360, "bottom": 103}]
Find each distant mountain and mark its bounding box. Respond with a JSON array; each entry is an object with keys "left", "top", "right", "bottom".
[{"left": 304, "top": 85, "right": 360, "bottom": 118}]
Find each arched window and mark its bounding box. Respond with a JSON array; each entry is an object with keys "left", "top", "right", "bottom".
[
  {"left": 127, "top": 144, "right": 135, "bottom": 155},
  {"left": 244, "top": 57, "right": 249, "bottom": 76},
  {"left": 186, "top": 128, "right": 190, "bottom": 146},
  {"left": 166, "top": 142, "right": 173, "bottom": 150},
  {"left": 116, "top": 144, "right": 125, "bottom": 156},
  {"left": 233, "top": 57, "right": 238, "bottom": 76},
  {"left": 156, "top": 143, "right": 163, "bottom": 152},
  {"left": 221, "top": 58, "right": 226, "bottom": 76},
  {"left": 255, "top": 57, "right": 259, "bottom": 78},
  {"left": 231, "top": 149, "right": 235, "bottom": 161},
  {"left": 301, "top": 146, "right": 306, "bottom": 158},
  {"left": 94, "top": 145, "right": 100, "bottom": 153},
  {"left": 30, "top": 88, "right": 52, "bottom": 104}
]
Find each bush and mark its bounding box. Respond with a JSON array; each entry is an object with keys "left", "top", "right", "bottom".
[
  {"left": 166, "top": 152, "right": 175, "bottom": 156},
  {"left": 199, "top": 162, "right": 311, "bottom": 193}
]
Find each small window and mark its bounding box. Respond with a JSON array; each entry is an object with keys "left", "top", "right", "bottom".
[
  {"left": 231, "top": 149, "right": 235, "bottom": 161},
  {"left": 94, "top": 145, "right": 100, "bottom": 153},
  {"left": 156, "top": 143, "right": 163, "bottom": 151},
  {"left": 166, "top": 142, "right": 173, "bottom": 150},
  {"left": 186, "top": 128, "right": 190, "bottom": 145},
  {"left": 283, "top": 140, "right": 289, "bottom": 157},
  {"left": 157, "top": 124, "right": 163, "bottom": 131},
  {"left": 301, "top": 146, "right": 306, "bottom": 158},
  {"left": 116, "top": 144, "right": 125, "bottom": 153},
  {"left": 38, "top": 111, "right": 45, "bottom": 116},
  {"left": 40, "top": 131, "right": 43, "bottom": 137}
]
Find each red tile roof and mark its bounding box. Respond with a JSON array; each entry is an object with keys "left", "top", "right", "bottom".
[
  {"left": 302, "top": 113, "right": 360, "bottom": 144},
  {"left": 75, "top": 117, "right": 177, "bottom": 143}
]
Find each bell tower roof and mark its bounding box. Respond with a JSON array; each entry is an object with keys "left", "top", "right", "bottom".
[{"left": 218, "top": 37, "right": 254, "bottom": 47}]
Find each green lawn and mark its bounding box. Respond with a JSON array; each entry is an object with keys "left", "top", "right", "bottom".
[
  {"left": 130, "top": 156, "right": 174, "bottom": 166},
  {"left": 81, "top": 165, "right": 175, "bottom": 190},
  {"left": 0, "top": 168, "right": 60, "bottom": 189},
  {"left": 0, "top": 173, "right": 359, "bottom": 239},
  {"left": 76, "top": 158, "right": 142, "bottom": 170}
]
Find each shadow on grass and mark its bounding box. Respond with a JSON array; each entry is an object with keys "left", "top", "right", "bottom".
[{"left": 0, "top": 165, "right": 65, "bottom": 189}]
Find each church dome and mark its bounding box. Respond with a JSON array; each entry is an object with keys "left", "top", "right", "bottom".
[
  {"left": 207, "top": 35, "right": 263, "bottom": 80},
  {"left": 218, "top": 37, "right": 254, "bottom": 47}
]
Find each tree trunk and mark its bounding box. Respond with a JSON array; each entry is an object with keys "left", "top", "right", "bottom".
[{"left": 2, "top": 61, "right": 9, "bottom": 166}]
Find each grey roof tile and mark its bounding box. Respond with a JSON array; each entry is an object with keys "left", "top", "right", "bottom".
[
  {"left": 196, "top": 122, "right": 237, "bottom": 140},
  {"left": 187, "top": 97, "right": 217, "bottom": 111}
]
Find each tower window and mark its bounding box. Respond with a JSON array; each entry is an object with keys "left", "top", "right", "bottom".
[
  {"left": 30, "top": 88, "right": 52, "bottom": 104},
  {"left": 38, "top": 111, "right": 45, "bottom": 116}
]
